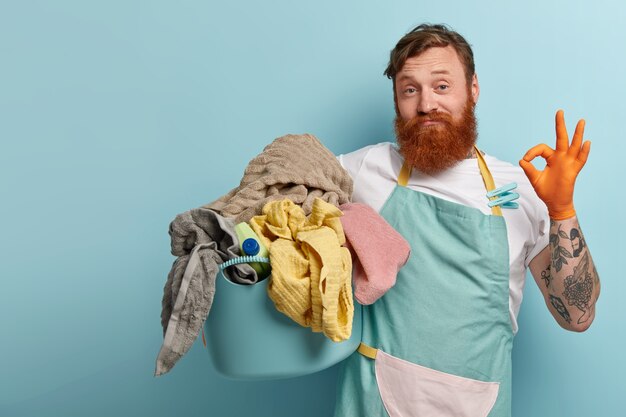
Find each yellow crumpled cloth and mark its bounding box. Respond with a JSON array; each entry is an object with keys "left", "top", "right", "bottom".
[{"left": 249, "top": 198, "right": 353, "bottom": 342}]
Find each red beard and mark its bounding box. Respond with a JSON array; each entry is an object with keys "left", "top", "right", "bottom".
[{"left": 394, "top": 98, "right": 478, "bottom": 175}]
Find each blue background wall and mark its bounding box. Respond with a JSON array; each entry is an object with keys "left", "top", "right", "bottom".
[{"left": 1, "top": 1, "right": 623, "bottom": 416}]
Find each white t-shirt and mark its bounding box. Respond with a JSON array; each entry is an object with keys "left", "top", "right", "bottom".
[{"left": 339, "top": 142, "right": 550, "bottom": 334}]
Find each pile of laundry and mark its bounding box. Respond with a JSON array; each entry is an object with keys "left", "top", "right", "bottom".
[{"left": 155, "top": 134, "right": 411, "bottom": 376}]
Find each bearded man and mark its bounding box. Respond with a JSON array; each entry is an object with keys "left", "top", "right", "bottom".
[{"left": 333, "top": 24, "right": 600, "bottom": 417}]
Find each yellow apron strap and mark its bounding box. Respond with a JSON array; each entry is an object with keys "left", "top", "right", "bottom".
[
  {"left": 397, "top": 160, "right": 412, "bottom": 187},
  {"left": 357, "top": 342, "right": 378, "bottom": 359},
  {"left": 397, "top": 146, "right": 502, "bottom": 216},
  {"left": 474, "top": 146, "right": 502, "bottom": 217}
]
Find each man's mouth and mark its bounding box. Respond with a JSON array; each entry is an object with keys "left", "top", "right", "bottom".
[{"left": 421, "top": 120, "right": 443, "bottom": 126}]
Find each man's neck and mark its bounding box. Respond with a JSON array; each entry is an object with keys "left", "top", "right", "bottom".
[{"left": 466, "top": 147, "right": 477, "bottom": 159}]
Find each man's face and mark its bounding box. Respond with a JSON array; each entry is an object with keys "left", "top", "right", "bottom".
[{"left": 393, "top": 46, "right": 480, "bottom": 174}]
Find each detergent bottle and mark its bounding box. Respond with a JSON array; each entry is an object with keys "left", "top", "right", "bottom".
[{"left": 234, "top": 222, "right": 271, "bottom": 280}]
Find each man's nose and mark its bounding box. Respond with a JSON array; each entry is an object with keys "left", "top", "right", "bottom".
[{"left": 417, "top": 91, "right": 438, "bottom": 114}]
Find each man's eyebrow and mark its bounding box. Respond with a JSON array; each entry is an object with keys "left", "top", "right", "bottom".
[{"left": 396, "top": 70, "right": 451, "bottom": 82}]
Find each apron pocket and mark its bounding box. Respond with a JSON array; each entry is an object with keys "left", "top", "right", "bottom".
[{"left": 374, "top": 350, "right": 499, "bottom": 417}]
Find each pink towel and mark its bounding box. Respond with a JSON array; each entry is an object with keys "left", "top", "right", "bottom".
[{"left": 340, "top": 203, "right": 411, "bottom": 305}]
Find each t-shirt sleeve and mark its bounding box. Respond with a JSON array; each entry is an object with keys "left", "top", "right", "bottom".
[
  {"left": 525, "top": 194, "right": 550, "bottom": 267},
  {"left": 337, "top": 144, "right": 378, "bottom": 181}
]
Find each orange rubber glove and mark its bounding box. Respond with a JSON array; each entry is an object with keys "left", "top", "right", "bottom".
[{"left": 519, "top": 110, "right": 591, "bottom": 220}]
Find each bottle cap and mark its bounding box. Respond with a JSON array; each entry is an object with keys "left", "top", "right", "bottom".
[{"left": 242, "top": 238, "right": 260, "bottom": 256}]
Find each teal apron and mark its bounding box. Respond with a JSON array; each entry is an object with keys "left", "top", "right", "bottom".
[{"left": 333, "top": 149, "right": 513, "bottom": 417}]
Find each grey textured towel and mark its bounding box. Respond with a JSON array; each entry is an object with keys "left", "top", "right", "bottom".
[
  {"left": 206, "top": 134, "right": 353, "bottom": 224},
  {"left": 155, "top": 208, "right": 257, "bottom": 377}
]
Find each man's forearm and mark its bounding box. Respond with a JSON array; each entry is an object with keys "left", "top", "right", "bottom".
[{"left": 544, "top": 216, "right": 600, "bottom": 331}]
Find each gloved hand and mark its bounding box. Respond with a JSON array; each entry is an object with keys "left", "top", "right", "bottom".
[{"left": 519, "top": 110, "right": 591, "bottom": 220}]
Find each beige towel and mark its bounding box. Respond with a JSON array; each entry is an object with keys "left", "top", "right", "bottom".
[{"left": 206, "top": 134, "right": 353, "bottom": 224}]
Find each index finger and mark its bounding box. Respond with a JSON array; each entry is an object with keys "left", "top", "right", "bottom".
[
  {"left": 555, "top": 109, "right": 569, "bottom": 151},
  {"left": 523, "top": 143, "right": 555, "bottom": 162}
]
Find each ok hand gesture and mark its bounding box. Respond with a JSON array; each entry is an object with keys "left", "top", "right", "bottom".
[{"left": 519, "top": 110, "right": 591, "bottom": 220}]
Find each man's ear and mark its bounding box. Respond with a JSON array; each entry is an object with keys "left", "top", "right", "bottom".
[{"left": 471, "top": 73, "right": 480, "bottom": 104}]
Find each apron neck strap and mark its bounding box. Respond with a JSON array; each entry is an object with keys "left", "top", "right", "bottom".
[{"left": 397, "top": 145, "right": 503, "bottom": 216}]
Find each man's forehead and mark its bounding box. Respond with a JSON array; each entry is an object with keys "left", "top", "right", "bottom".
[{"left": 397, "top": 46, "right": 464, "bottom": 77}]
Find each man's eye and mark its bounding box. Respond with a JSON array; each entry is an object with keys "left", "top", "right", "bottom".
[
  {"left": 437, "top": 85, "right": 449, "bottom": 91},
  {"left": 404, "top": 88, "right": 416, "bottom": 94}
]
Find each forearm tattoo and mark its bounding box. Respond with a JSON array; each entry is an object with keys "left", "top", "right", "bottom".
[
  {"left": 540, "top": 266, "right": 552, "bottom": 288},
  {"left": 549, "top": 223, "right": 573, "bottom": 272},
  {"left": 563, "top": 252, "right": 594, "bottom": 324},
  {"left": 548, "top": 220, "right": 597, "bottom": 325},
  {"left": 569, "top": 227, "right": 586, "bottom": 257},
  {"left": 549, "top": 294, "right": 572, "bottom": 324}
]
